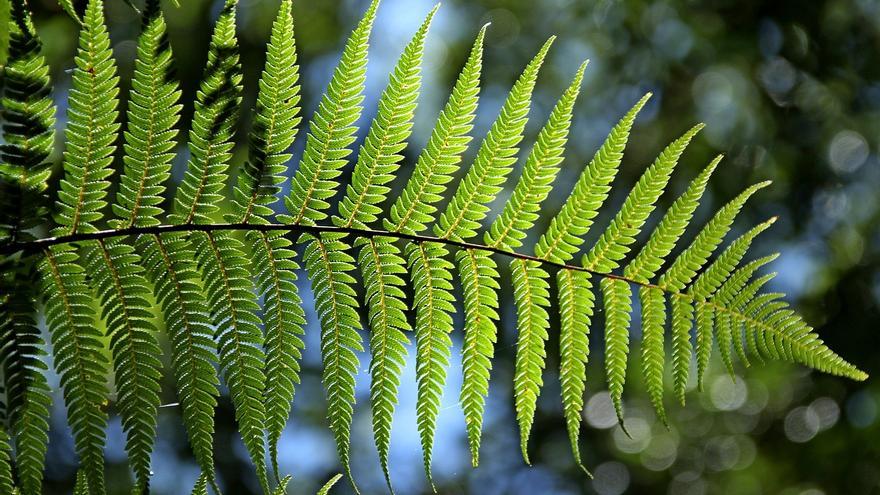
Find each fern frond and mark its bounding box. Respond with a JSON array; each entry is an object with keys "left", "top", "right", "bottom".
[
  {"left": 600, "top": 277, "right": 632, "bottom": 430},
  {"left": 272, "top": 476, "right": 292, "bottom": 495},
  {"left": 485, "top": 60, "right": 587, "bottom": 250},
  {"left": 639, "top": 286, "right": 666, "bottom": 425},
  {"left": 231, "top": 0, "right": 300, "bottom": 224},
  {"left": 731, "top": 274, "right": 778, "bottom": 366},
  {"left": 406, "top": 240, "right": 454, "bottom": 484},
  {"left": 170, "top": 0, "right": 242, "bottom": 225},
  {"left": 670, "top": 294, "right": 693, "bottom": 405},
  {"left": 0, "top": 269, "right": 50, "bottom": 495},
  {"left": 713, "top": 255, "right": 778, "bottom": 369},
  {"left": 192, "top": 230, "right": 269, "bottom": 493},
  {"left": 301, "top": 232, "right": 363, "bottom": 485},
  {"left": 457, "top": 247, "right": 499, "bottom": 466},
  {"left": 250, "top": 229, "right": 304, "bottom": 478},
  {"left": 385, "top": 24, "right": 486, "bottom": 235},
  {"left": 435, "top": 36, "right": 553, "bottom": 241},
  {"left": 40, "top": 247, "right": 109, "bottom": 495},
  {"left": 693, "top": 302, "right": 714, "bottom": 392},
  {"left": 359, "top": 237, "right": 410, "bottom": 490},
  {"left": 138, "top": 234, "right": 220, "bottom": 488},
  {"left": 0, "top": 0, "right": 55, "bottom": 243},
  {"left": 284, "top": 0, "right": 378, "bottom": 226},
  {"left": 584, "top": 124, "right": 704, "bottom": 273},
  {"left": 511, "top": 259, "right": 551, "bottom": 463},
  {"left": 53, "top": 0, "right": 119, "bottom": 237},
  {"left": 335, "top": 4, "right": 435, "bottom": 230},
  {"left": 624, "top": 155, "right": 721, "bottom": 282},
  {"left": 114, "top": 1, "right": 181, "bottom": 229},
  {"left": 442, "top": 38, "right": 553, "bottom": 467},
  {"left": 167, "top": 2, "right": 271, "bottom": 489},
  {"left": 557, "top": 268, "right": 593, "bottom": 470},
  {"left": 73, "top": 471, "right": 90, "bottom": 495},
  {"left": 688, "top": 217, "right": 776, "bottom": 302},
  {"left": 535, "top": 93, "right": 651, "bottom": 263},
  {"left": 84, "top": 239, "right": 161, "bottom": 492},
  {"left": 336, "top": 8, "right": 437, "bottom": 487},
  {"left": 1, "top": 7, "right": 56, "bottom": 490},
  {"left": 657, "top": 181, "right": 771, "bottom": 292},
  {"left": 689, "top": 218, "right": 776, "bottom": 387},
  {"left": 582, "top": 126, "right": 703, "bottom": 425}
]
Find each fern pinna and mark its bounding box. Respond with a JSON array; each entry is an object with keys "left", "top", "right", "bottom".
[{"left": 0, "top": 0, "right": 868, "bottom": 494}]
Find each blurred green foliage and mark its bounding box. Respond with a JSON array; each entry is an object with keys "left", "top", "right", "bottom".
[{"left": 18, "top": 0, "right": 879, "bottom": 493}]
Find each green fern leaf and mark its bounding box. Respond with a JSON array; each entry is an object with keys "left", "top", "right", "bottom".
[
  {"left": 114, "top": 1, "right": 182, "bottom": 229},
  {"left": 624, "top": 155, "right": 721, "bottom": 282},
  {"left": 138, "top": 234, "right": 220, "bottom": 488},
  {"left": 457, "top": 247, "right": 499, "bottom": 466},
  {"left": 385, "top": 24, "right": 486, "bottom": 235},
  {"left": 191, "top": 231, "right": 269, "bottom": 493},
  {"left": 584, "top": 124, "right": 704, "bottom": 273},
  {"left": 639, "top": 286, "right": 667, "bottom": 425},
  {"left": 359, "top": 237, "right": 410, "bottom": 490},
  {"left": 714, "top": 308, "right": 734, "bottom": 378},
  {"left": 511, "top": 260, "right": 551, "bottom": 463},
  {"left": 249, "top": 229, "right": 305, "bottom": 478},
  {"left": 336, "top": 8, "right": 436, "bottom": 487},
  {"left": 485, "top": 60, "right": 588, "bottom": 250},
  {"left": 657, "top": 181, "right": 771, "bottom": 292},
  {"left": 693, "top": 301, "right": 714, "bottom": 392},
  {"left": 670, "top": 294, "right": 693, "bottom": 405},
  {"left": 1, "top": 277, "right": 51, "bottom": 495},
  {"left": 84, "top": 239, "right": 161, "bottom": 492},
  {"left": 170, "top": 0, "right": 242, "bottom": 226},
  {"left": 272, "top": 476, "right": 292, "bottom": 495},
  {"left": 557, "top": 268, "right": 593, "bottom": 470},
  {"left": 441, "top": 37, "right": 553, "bottom": 466},
  {"left": 406, "top": 240, "right": 455, "bottom": 484},
  {"left": 284, "top": 0, "right": 378, "bottom": 226},
  {"left": 689, "top": 218, "right": 776, "bottom": 387},
  {"left": 434, "top": 37, "right": 553, "bottom": 241},
  {"left": 713, "top": 255, "right": 778, "bottom": 368},
  {"left": 535, "top": 93, "right": 651, "bottom": 263},
  {"left": 382, "top": 24, "right": 485, "bottom": 476},
  {"left": 231, "top": 0, "right": 300, "bottom": 224},
  {"left": 730, "top": 272, "right": 777, "bottom": 366},
  {"left": 0, "top": 4, "right": 53, "bottom": 491},
  {"left": 0, "top": 0, "right": 55, "bottom": 244},
  {"left": 600, "top": 277, "right": 632, "bottom": 430},
  {"left": 43, "top": 0, "right": 119, "bottom": 491},
  {"left": 83, "top": 4, "right": 176, "bottom": 489},
  {"left": 53, "top": 0, "right": 119, "bottom": 237},
  {"left": 302, "top": 232, "right": 363, "bottom": 484},
  {"left": 335, "top": 5, "right": 434, "bottom": 230},
  {"left": 167, "top": 1, "right": 271, "bottom": 489},
  {"left": 54, "top": 0, "right": 80, "bottom": 23},
  {"left": 280, "top": 1, "right": 379, "bottom": 486},
  {"left": 40, "top": 247, "right": 109, "bottom": 495},
  {"left": 688, "top": 217, "right": 776, "bottom": 302}
]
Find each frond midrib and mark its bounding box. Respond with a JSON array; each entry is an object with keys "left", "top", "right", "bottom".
[{"left": 15, "top": 219, "right": 863, "bottom": 380}]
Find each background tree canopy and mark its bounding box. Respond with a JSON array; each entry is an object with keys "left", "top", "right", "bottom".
[{"left": 11, "top": 0, "right": 880, "bottom": 493}]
